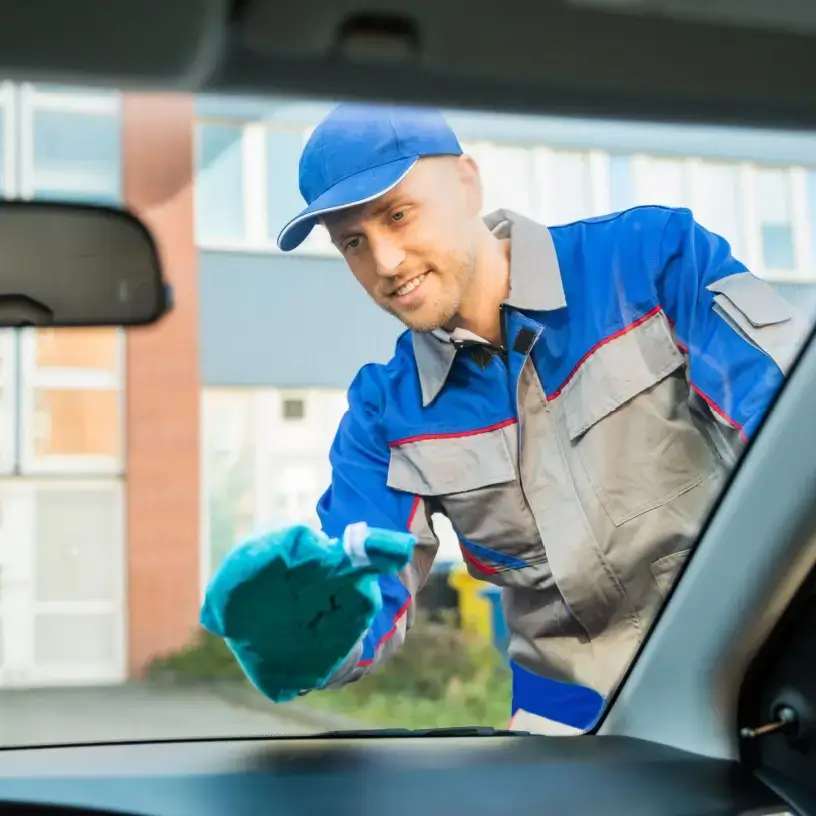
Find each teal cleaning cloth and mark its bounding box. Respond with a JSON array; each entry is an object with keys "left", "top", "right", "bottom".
[{"left": 200, "top": 522, "right": 415, "bottom": 703}]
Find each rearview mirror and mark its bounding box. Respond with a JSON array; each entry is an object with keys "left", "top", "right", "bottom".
[{"left": 0, "top": 200, "right": 171, "bottom": 327}]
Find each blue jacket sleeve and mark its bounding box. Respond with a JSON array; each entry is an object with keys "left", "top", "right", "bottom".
[
  {"left": 655, "top": 207, "right": 809, "bottom": 444},
  {"left": 315, "top": 363, "right": 439, "bottom": 686}
]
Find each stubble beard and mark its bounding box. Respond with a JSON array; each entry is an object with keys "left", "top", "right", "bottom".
[{"left": 389, "top": 249, "right": 478, "bottom": 334}]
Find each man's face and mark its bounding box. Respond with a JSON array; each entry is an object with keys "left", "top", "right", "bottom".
[{"left": 323, "top": 155, "right": 483, "bottom": 333}]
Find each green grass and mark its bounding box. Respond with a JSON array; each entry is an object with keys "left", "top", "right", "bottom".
[
  {"left": 146, "top": 614, "right": 512, "bottom": 731},
  {"left": 296, "top": 611, "right": 513, "bottom": 729},
  {"left": 294, "top": 688, "right": 510, "bottom": 728},
  {"left": 297, "top": 673, "right": 511, "bottom": 730}
]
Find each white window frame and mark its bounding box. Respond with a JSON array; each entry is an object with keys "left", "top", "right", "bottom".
[
  {"left": 0, "top": 477, "right": 126, "bottom": 687},
  {"left": 0, "top": 331, "right": 18, "bottom": 476},
  {"left": 631, "top": 154, "right": 816, "bottom": 284},
  {"left": 18, "top": 329, "right": 126, "bottom": 475},
  {"left": 742, "top": 163, "right": 811, "bottom": 283},
  {"left": 195, "top": 117, "right": 621, "bottom": 256},
  {"left": 0, "top": 478, "right": 35, "bottom": 686},
  {"left": 686, "top": 157, "right": 749, "bottom": 264},
  {"left": 589, "top": 150, "right": 612, "bottom": 216},
  {"left": 18, "top": 83, "right": 122, "bottom": 202},
  {"left": 22, "top": 85, "right": 121, "bottom": 115},
  {"left": 193, "top": 118, "right": 248, "bottom": 248},
  {"left": 252, "top": 388, "right": 333, "bottom": 529},
  {"left": 193, "top": 110, "right": 816, "bottom": 283},
  {"left": 14, "top": 83, "right": 127, "bottom": 476},
  {"left": 630, "top": 153, "right": 695, "bottom": 209},
  {"left": 200, "top": 387, "right": 356, "bottom": 600},
  {"left": 531, "top": 145, "right": 555, "bottom": 223},
  {"left": 0, "top": 82, "right": 16, "bottom": 198},
  {"left": 199, "top": 387, "right": 261, "bottom": 600},
  {"left": 540, "top": 147, "right": 608, "bottom": 224},
  {"left": 465, "top": 140, "right": 538, "bottom": 222},
  {"left": 196, "top": 119, "right": 337, "bottom": 259},
  {"left": 0, "top": 86, "right": 17, "bottom": 475},
  {"left": 199, "top": 389, "right": 215, "bottom": 598}
]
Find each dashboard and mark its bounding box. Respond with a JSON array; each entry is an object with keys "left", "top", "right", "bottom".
[{"left": 0, "top": 734, "right": 792, "bottom": 815}]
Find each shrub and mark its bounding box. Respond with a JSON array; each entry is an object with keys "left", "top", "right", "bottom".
[
  {"left": 145, "top": 628, "right": 244, "bottom": 682},
  {"left": 345, "top": 609, "right": 508, "bottom": 700},
  {"left": 144, "top": 609, "right": 512, "bottom": 729},
  {"left": 147, "top": 611, "right": 506, "bottom": 691}
]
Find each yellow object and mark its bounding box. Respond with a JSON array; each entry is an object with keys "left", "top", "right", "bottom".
[{"left": 447, "top": 564, "right": 492, "bottom": 640}]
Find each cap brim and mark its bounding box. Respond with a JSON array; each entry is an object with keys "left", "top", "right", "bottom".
[{"left": 276, "top": 156, "right": 419, "bottom": 252}]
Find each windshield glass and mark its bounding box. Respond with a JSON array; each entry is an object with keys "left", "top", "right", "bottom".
[{"left": 1, "top": 83, "right": 814, "bottom": 746}]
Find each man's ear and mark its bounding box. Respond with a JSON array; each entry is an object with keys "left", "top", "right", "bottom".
[{"left": 457, "top": 154, "right": 483, "bottom": 217}]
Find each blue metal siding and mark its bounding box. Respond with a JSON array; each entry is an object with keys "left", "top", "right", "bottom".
[
  {"left": 200, "top": 251, "right": 816, "bottom": 388},
  {"left": 199, "top": 251, "right": 404, "bottom": 388}
]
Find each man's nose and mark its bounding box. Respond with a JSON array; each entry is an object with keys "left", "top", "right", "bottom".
[{"left": 370, "top": 236, "right": 406, "bottom": 276}]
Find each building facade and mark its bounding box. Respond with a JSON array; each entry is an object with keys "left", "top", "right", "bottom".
[
  {"left": 194, "top": 94, "right": 816, "bottom": 596},
  {"left": 1, "top": 84, "right": 815, "bottom": 688},
  {"left": 0, "top": 85, "right": 200, "bottom": 688}
]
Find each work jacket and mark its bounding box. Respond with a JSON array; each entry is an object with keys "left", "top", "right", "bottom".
[{"left": 315, "top": 206, "right": 807, "bottom": 733}]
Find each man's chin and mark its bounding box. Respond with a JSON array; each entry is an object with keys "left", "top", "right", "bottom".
[
  {"left": 399, "top": 315, "right": 452, "bottom": 334},
  {"left": 387, "top": 303, "right": 458, "bottom": 334}
]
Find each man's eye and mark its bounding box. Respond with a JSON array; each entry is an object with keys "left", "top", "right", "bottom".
[
  {"left": 392, "top": 211, "right": 405, "bottom": 222},
  {"left": 345, "top": 237, "right": 361, "bottom": 250}
]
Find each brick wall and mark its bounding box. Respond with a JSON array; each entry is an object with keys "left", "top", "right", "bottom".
[{"left": 122, "top": 93, "right": 200, "bottom": 676}]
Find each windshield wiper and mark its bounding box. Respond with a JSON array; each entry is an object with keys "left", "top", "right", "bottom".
[{"left": 312, "top": 726, "right": 531, "bottom": 738}]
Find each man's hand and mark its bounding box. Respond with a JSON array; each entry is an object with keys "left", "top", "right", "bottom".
[{"left": 200, "top": 523, "right": 415, "bottom": 703}]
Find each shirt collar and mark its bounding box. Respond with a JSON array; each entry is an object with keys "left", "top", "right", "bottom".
[
  {"left": 412, "top": 209, "right": 566, "bottom": 407},
  {"left": 431, "top": 327, "right": 490, "bottom": 345}
]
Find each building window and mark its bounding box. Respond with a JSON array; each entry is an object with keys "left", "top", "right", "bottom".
[
  {"left": 34, "top": 328, "right": 119, "bottom": 370},
  {"left": 0, "top": 479, "right": 126, "bottom": 683},
  {"left": 20, "top": 328, "right": 124, "bottom": 475},
  {"left": 33, "top": 484, "right": 122, "bottom": 604},
  {"left": 202, "top": 390, "right": 258, "bottom": 577},
  {"left": 202, "top": 388, "right": 351, "bottom": 587},
  {"left": 195, "top": 122, "right": 245, "bottom": 243},
  {"left": 466, "top": 142, "right": 537, "bottom": 221},
  {"left": 608, "top": 155, "right": 635, "bottom": 212},
  {"left": 266, "top": 128, "right": 306, "bottom": 245},
  {"left": 0, "top": 86, "right": 125, "bottom": 479},
  {"left": 693, "top": 161, "right": 745, "bottom": 260},
  {"left": 22, "top": 85, "right": 121, "bottom": 205},
  {"left": 755, "top": 167, "right": 796, "bottom": 272},
  {"left": 549, "top": 150, "right": 593, "bottom": 224},
  {"left": 633, "top": 156, "right": 689, "bottom": 208},
  {"left": 0, "top": 84, "right": 127, "bottom": 686}
]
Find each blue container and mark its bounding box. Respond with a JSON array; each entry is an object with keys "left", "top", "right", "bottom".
[{"left": 478, "top": 586, "right": 509, "bottom": 653}]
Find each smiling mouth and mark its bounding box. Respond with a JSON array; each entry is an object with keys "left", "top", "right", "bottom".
[{"left": 393, "top": 272, "right": 428, "bottom": 298}]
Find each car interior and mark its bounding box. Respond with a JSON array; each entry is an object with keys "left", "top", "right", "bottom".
[{"left": 1, "top": 0, "right": 816, "bottom": 814}]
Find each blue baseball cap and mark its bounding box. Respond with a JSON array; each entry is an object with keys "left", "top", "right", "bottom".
[{"left": 276, "top": 103, "right": 463, "bottom": 252}]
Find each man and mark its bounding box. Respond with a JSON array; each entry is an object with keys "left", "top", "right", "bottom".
[{"left": 201, "top": 103, "right": 807, "bottom": 734}]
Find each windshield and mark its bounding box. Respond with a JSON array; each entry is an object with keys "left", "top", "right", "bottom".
[{"left": 1, "top": 83, "right": 814, "bottom": 746}]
